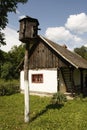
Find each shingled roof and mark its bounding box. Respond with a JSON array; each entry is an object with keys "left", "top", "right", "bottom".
[{"left": 39, "top": 35, "right": 87, "bottom": 69}]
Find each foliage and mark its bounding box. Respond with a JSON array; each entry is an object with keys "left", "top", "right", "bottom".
[
  {"left": 0, "top": 32, "right": 6, "bottom": 45},
  {"left": 8, "top": 44, "right": 25, "bottom": 79},
  {"left": 51, "top": 92, "right": 67, "bottom": 105},
  {"left": 74, "top": 93, "right": 84, "bottom": 100},
  {"left": 0, "top": 79, "right": 20, "bottom": 96},
  {"left": 8, "top": 44, "right": 25, "bottom": 67},
  {"left": 0, "top": 49, "right": 8, "bottom": 62},
  {"left": 0, "top": 0, "right": 28, "bottom": 46},
  {"left": 74, "top": 46, "right": 87, "bottom": 60},
  {"left": 1, "top": 62, "right": 13, "bottom": 80},
  {"left": 1, "top": 94, "right": 87, "bottom": 130},
  {"left": 0, "top": 44, "right": 25, "bottom": 79},
  {"left": 0, "top": 50, "right": 8, "bottom": 77}
]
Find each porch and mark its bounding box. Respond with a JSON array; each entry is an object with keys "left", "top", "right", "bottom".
[{"left": 58, "top": 67, "right": 87, "bottom": 96}]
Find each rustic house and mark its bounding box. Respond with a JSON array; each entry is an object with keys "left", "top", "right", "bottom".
[{"left": 20, "top": 35, "right": 87, "bottom": 96}]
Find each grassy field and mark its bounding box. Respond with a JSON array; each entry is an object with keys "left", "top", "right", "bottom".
[{"left": 0, "top": 94, "right": 87, "bottom": 130}]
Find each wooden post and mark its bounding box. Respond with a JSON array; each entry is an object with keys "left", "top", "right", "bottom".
[
  {"left": 57, "top": 68, "right": 60, "bottom": 92},
  {"left": 24, "top": 43, "right": 29, "bottom": 123},
  {"left": 80, "top": 69, "right": 83, "bottom": 93},
  {"left": 19, "top": 16, "right": 39, "bottom": 123},
  {"left": 70, "top": 67, "right": 74, "bottom": 95}
]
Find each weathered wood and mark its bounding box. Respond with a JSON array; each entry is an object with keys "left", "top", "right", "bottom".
[
  {"left": 80, "top": 69, "right": 83, "bottom": 93},
  {"left": 19, "top": 16, "right": 39, "bottom": 42},
  {"left": 29, "top": 41, "right": 68, "bottom": 69}
]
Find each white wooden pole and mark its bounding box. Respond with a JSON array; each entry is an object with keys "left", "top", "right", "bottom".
[
  {"left": 24, "top": 80, "right": 29, "bottom": 122},
  {"left": 24, "top": 43, "right": 29, "bottom": 123}
]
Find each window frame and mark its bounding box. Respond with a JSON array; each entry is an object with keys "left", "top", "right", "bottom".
[{"left": 31, "top": 74, "right": 43, "bottom": 83}]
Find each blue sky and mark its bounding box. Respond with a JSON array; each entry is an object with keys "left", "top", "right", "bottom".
[{"left": 1, "top": 0, "right": 87, "bottom": 51}]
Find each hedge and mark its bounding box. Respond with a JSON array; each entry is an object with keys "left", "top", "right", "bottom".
[{"left": 0, "top": 80, "right": 20, "bottom": 96}]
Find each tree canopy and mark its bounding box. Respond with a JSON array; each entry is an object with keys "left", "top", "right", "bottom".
[
  {"left": 74, "top": 46, "right": 87, "bottom": 60},
  {"left": 0, "top": 44, "right": 25, "bottom": 80},
  {"left": 0, "top": 0, "right": 28, "bottom": 46}
]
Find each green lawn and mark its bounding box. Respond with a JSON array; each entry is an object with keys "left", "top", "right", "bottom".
[{"left": 0, "top": 94, "right": 87, "bottom": 130}]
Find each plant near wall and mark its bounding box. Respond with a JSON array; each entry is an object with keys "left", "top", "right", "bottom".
[{"left": 51, "top": 92, "right": 67, "bottom": 105}]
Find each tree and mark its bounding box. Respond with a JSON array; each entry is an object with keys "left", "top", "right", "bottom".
[
  {"left": 7, "top": 44, "right": 25, "bottom": 79},
  {"left": 0, "top": 0, "right": 28, "bottom": 46},
  {"left": 0, "top": 50, "right": 8, "bottom": 77},
  {"left": 1, "top": 62, "right": 13, "bottom": 80},
  {"left": 74, "top": 46, "right": 87, "bottom": 60},
  {"left": 0, "top": 44, "right": 25, "bottom": 80}
]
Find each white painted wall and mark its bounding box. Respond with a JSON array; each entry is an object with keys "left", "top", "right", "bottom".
[{"left": 20, "top": 69, "right": 57, "bottom": 93}]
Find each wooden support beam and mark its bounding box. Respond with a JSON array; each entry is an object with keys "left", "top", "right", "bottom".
[
  {"left": 57, "top": 68, "right": 60, "bottom": 92},
  {"left": 80, "top": 69, "right": 83, "bottom": 93}
]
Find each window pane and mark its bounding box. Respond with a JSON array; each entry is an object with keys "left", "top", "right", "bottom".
[{"left": 32, "top": 74, "right": 43, "bottom": 83}]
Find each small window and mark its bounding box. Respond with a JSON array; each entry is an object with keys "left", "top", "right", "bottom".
[{"left": 32, "top": 74, "right": 43, "bottom": 83}]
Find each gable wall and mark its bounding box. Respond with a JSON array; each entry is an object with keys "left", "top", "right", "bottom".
[{"left": 29, "top": 40, "right": 68, "bottom": 69}]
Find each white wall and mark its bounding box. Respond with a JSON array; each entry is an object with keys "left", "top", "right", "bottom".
[{"left": 20, "top": 69, "right": 57, "bottom": 93}]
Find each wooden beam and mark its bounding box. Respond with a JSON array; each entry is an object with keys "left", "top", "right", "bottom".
[
  {"left": 57, "top": 68, "right": 60, "bottom": 92},
  {"left": 80, "top": 69, "right": 83, "bottom": 93}
]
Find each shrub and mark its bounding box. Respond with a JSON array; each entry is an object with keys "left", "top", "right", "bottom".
[
  {"left": 0, "top": 80, "right": 20, "bottom": 96},
  {"left": 74, "top": 93, "right": 84, "bottom": 100},
  {"left": 51, "top": 92, "right": 67, "bottom": 105}
]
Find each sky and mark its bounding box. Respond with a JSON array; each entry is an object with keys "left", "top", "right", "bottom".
[{"left": 1, "top": 0, "right": 87, "bottom": 52}]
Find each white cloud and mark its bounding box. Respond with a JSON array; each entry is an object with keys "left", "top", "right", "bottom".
[
  {"left": 45, "top": 26, "right": 82, "bottom": 43},
  {"left": 73, "top": 35, "right": 82, "bottom": 42},
  {"left": 45, "top": 13, "right": 87, "bottom": 50},
  {"left": 65, "top": 13, "right": 87, "bottom": 34},
  {"left": 45, "top": 27, "right": 72, "bottom": 41},
  {"left": 19, "top": 15, "right": 26, "bottom": 20},
  {"left": 1, "top": 27, "right": 21, "bottom": 52},
  {"left": 84, "top": 44, "right": 87, "bottom": 48},
  {"left": 16, "top": 9, "right": 20, "bottom": 14}
]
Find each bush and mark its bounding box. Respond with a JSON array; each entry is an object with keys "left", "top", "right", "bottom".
[
  {"left": 51, "top": 92, "right": 67, "bottom": 105},
  {"left": 74, "top": 93, "right": 84, "bottom": 100},
  {"left": 0, "top": 80, "right": 20, "bottom": 96}
]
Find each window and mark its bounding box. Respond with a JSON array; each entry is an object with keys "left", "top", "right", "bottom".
[{"left": 32, "top": 74, "right": 43, "bottom": 83}]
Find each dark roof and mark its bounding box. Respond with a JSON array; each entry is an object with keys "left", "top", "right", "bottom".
[
  {"left": 39, "top": 35, "right": 87, "bottom": 69},
  {"left": 19, "top": 16, "right": 39, "bottom": 25}
]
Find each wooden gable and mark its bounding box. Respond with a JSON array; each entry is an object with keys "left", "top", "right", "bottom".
[
  {"left": 18, "top": 35, "right": 87, "bottom": 71},
  {"left": 29, "top": 38, "right": 71, "bottom": 69}
]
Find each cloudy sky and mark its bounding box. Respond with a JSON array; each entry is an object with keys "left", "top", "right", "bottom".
[{"left": 1, "top": 0, "right": 87, "bottom": 52}]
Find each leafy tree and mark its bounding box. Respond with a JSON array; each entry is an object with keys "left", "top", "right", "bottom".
[
  {"left": 0, "top": 0, "right": 28, "bottom": 46},
  {"left": 0, "top": 50, "right": 8, "bottom": 77},
  {"left": 0, "top": 44, "right": 25, "bottom": 80},
  {"left": 1, "top": 62, "right": 13, "bottom": 80},
  {"left": 8, "top": 44, "right": 25, "bottom": 63},
  {"left": 74, "top": 46, "right": 87, "bottom": 60},
  {"left": 7, "top": 44, "right": 25, "bottom": 79},
  {"left": 0, "top": 49, "right": 8, "bottom": 62}
]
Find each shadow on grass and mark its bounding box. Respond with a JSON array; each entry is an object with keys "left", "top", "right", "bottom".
[{"left": 30, "top": 103, "right": 64, "bottom": 122}]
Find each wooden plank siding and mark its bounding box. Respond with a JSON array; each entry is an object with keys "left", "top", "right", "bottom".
[
  {"left": 19, "top": 35, "right": 87, "bottom": 95},
  {"left": 29, "top": 40, "right": 68, "bottom": 69}
]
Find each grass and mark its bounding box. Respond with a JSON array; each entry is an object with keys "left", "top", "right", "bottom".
[{"left": 1, "top": 94, "right": 87, "bottom": 130}]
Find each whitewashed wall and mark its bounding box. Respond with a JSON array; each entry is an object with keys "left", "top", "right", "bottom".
[{"left": 20, "top": 69, "right": 57, "bottom": 93}]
